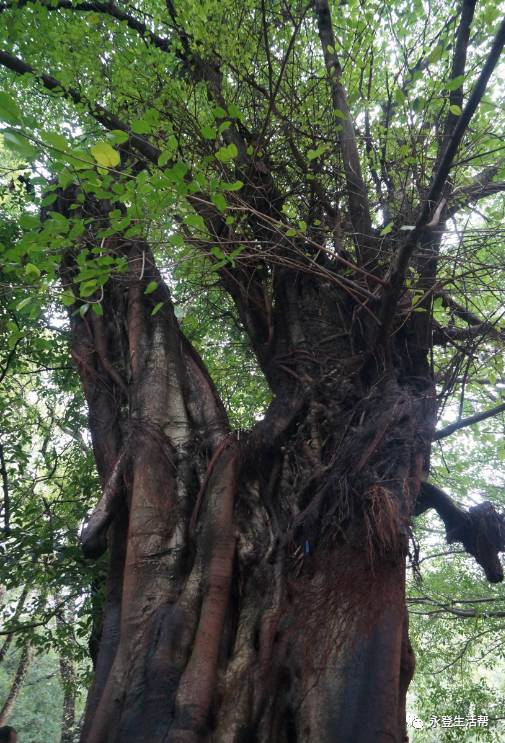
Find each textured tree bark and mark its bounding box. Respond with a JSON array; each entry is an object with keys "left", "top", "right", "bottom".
[
  {"left": 52, "top": 188, "right": 437, "bottom": 742},
  {"left": 57, "top": 602, "right": 79, "bottom": 743},
  {"left": 59, "top": 653, "right": 78, "bottom": 743}
]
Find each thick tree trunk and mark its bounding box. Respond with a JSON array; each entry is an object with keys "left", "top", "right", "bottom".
[{"left": 52, "top": 188, "right": 435, "bottom": 742}]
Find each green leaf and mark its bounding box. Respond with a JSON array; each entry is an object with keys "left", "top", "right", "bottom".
[
  {"left": 17, "top": 297, "right": 32, "bottom": 312},
  {"left": 210, "top": 246, "right": 226, "bottom": 260},
  {"left": 326, "top": 44, "right": 335, "bottom": 54},
  {"left": 0, "top": 92, "right": 22, "bottom": 125},
  {"left": 307, "top": 144, "right": 330, "bottom": 160},
  {"left": 25, "top": 262, "right": 41, "bottom": 279},
  {"left": 201, "top": 125, "right": 217, "bottom": 140},
  {"left": 333, "top": 108, "right": 346, "bottom": 120},
  {"left": 211, "top": 193, "right": 227, "bottom": 212},
  {"left": 380, "top": 223, "right": 393, "bottom": 236},
  {"left": 449, "top": 104, "right": 462, "bottom": 116},
  {"left": 227, "top": 103, "right": 242, "bottom": 120},
  {"left": 158, "top": 149, "right": 173, "bottom": 166},
  {"left": 42, "top": 131, "right": 69, "bottom": 151},
  {"left": 61, "top": 291, "right": 75, "bottom": 307},
  {"left": 428, "top": 44, "right": 444, "bottom": 64},
  {"left": 3, "top": 129, "right": 38, "bottom": 160},
  {"left": 80, "top": 280, "right": 99, "bottom": 298},
  {"left": 212, "top": 106, "right": 227, "bottom": 119},
  {"left": 216, "top": 143, "right": 238, "bottom": 162},
  {"left": 144, "top": 281, "right": 158, "bottom": 295},
  {"left": 221, "top": 180, "right": 244, "bottom": 191},
  {"left": 151, "top": 302, "right": 164, "bottom": 316},
  {"left": 185, "top": 214, "right": 205, "bottom": 230},
  {"left": 19, "top": 213, "right": 40, "bottom": 230},
  {"left": 92, "top": 302, "right": 104, "bottom": 316},
  {"left": 110, "top": 129, "right": 129, "bottom": 144},
  {"left": 131, "top": 119, "right": 152, "bottom": 134},
  {"left": 90, "top": 142, "right": 121, "bottom": 168},
  {"left": 446, "top": 75, "right": 465, "bottom": 92}
]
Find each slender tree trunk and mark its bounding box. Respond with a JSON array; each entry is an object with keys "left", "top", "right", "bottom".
[
  {"left": 0, "top": 642, "right": 32, "bottom": 725},
  {"left": 57, "top": 605, "right": 78, "bottom": 743},
  {"left": 59, "top": 653, "right": 77, "bottom": 743},
  {"left": 0, "top": 587, "right": 29, "bottom": 665},
  {"left": 52, "top": 188, "right": 435, "bottom": 742}
]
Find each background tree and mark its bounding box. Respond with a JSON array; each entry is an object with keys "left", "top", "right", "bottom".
[{"left": 0, "top": 0, "right": 505, "bottom": 741}]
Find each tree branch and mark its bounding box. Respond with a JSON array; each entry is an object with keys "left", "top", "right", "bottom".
[
  {"left": 433, "top": 401, "right": 505, "bottom": 441},
  {"left": 435, "top": 0, "right": 477, "bottom": 165},
  {"left": 0, "top": 50, "right": 161, "bottom": 163},
  {"left": 313, "top": 0, "right": 373, "bottom": 263},
  {"left": 416, "top": 482, "right": 505, "bottom": 582},
  {"left": 447, "top": 162, "right": 505, "bottom": 217},
  {"left": 377, "top": 14, "right": 505, "bottom": 344},
  {"left": 1, "top": 0, "right": 170, "bottom": 51},
  {"left": 0, "top": 443, "right": 10, "bottom": 534}
]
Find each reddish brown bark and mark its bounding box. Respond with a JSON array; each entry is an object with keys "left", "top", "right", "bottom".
[{"left": 52, "top": 187, "right": 439, "bottom": 742}]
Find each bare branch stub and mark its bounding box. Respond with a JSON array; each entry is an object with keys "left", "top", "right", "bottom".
[{"left": 417, "top": 482, "right": 505, "bottom": 583}]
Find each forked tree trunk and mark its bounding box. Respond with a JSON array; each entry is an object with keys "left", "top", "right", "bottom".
[{"left": 54, "top": 188, "right": 435, "bottom": 742}]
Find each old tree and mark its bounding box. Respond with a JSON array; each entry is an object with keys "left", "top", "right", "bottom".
[{"left": 1, "top": 0, "right": 505, "bottom": 740}]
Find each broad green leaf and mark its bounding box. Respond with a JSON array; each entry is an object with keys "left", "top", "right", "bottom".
[
  {"left": 221, "top": 180, "right": 244, "bottom": 191},
  {"left": 61, "top": 291, "right": 75, "bottom": 306},
  {"left": 151, "top": 302, "right": 164, "bottom": 316},
  {"left": 307, "top": 144, "right": 329, "bottom": 160},
  {"left": 227, "top": 103, "right": 242, "bottom": 120},
  {"left": 449, "top": 104, "right": 462, "bottom": 116},
  {"left": 216, "top": 143, "right": 238, "bottom": 162},
  {"left": 42, "top": 131, "right": 70, "bottom": 151},
  {"left": 131, "top": 119, "right": 152, "bottom": 134},
  {"left": 211, "top": 193, "right": 227, "bottom": 212},
  {"left": 446, "top": 75, "right": 465, "bottom": 91},
  {"left": 185, "top": 214, "right": 205, "bottom": 230},
  {"left": 110, "top": 130, "right": 129, "bottom": 144},
  {"left": 201, "top": 125, "right": 217, "bottom": 140},
  {"left": 380, "top": 223, "right": 393, "bottom": 236},
  {"left": 25, "top": 263, "right": 41, "bottom": 279},
  {"left": 144, "top": 281, "right": 158, "bottom": 295},
  {"left": 0, "top": 92, "right": 22, "bottom": 125},
  {"left": 17, "top": 297, "right": 32, "bottom": 312},
  {"left": 3, "top": 129, "right": 38, "bottom": 160},
  {"left": 19, "top": 213, "right": 40, "bottom": 230},
  {"left": 90, "top": 142, "right": 120, "bottom": 168},
  {"left": 80, "top": 280, "right": 99, "bottom": 298}
]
